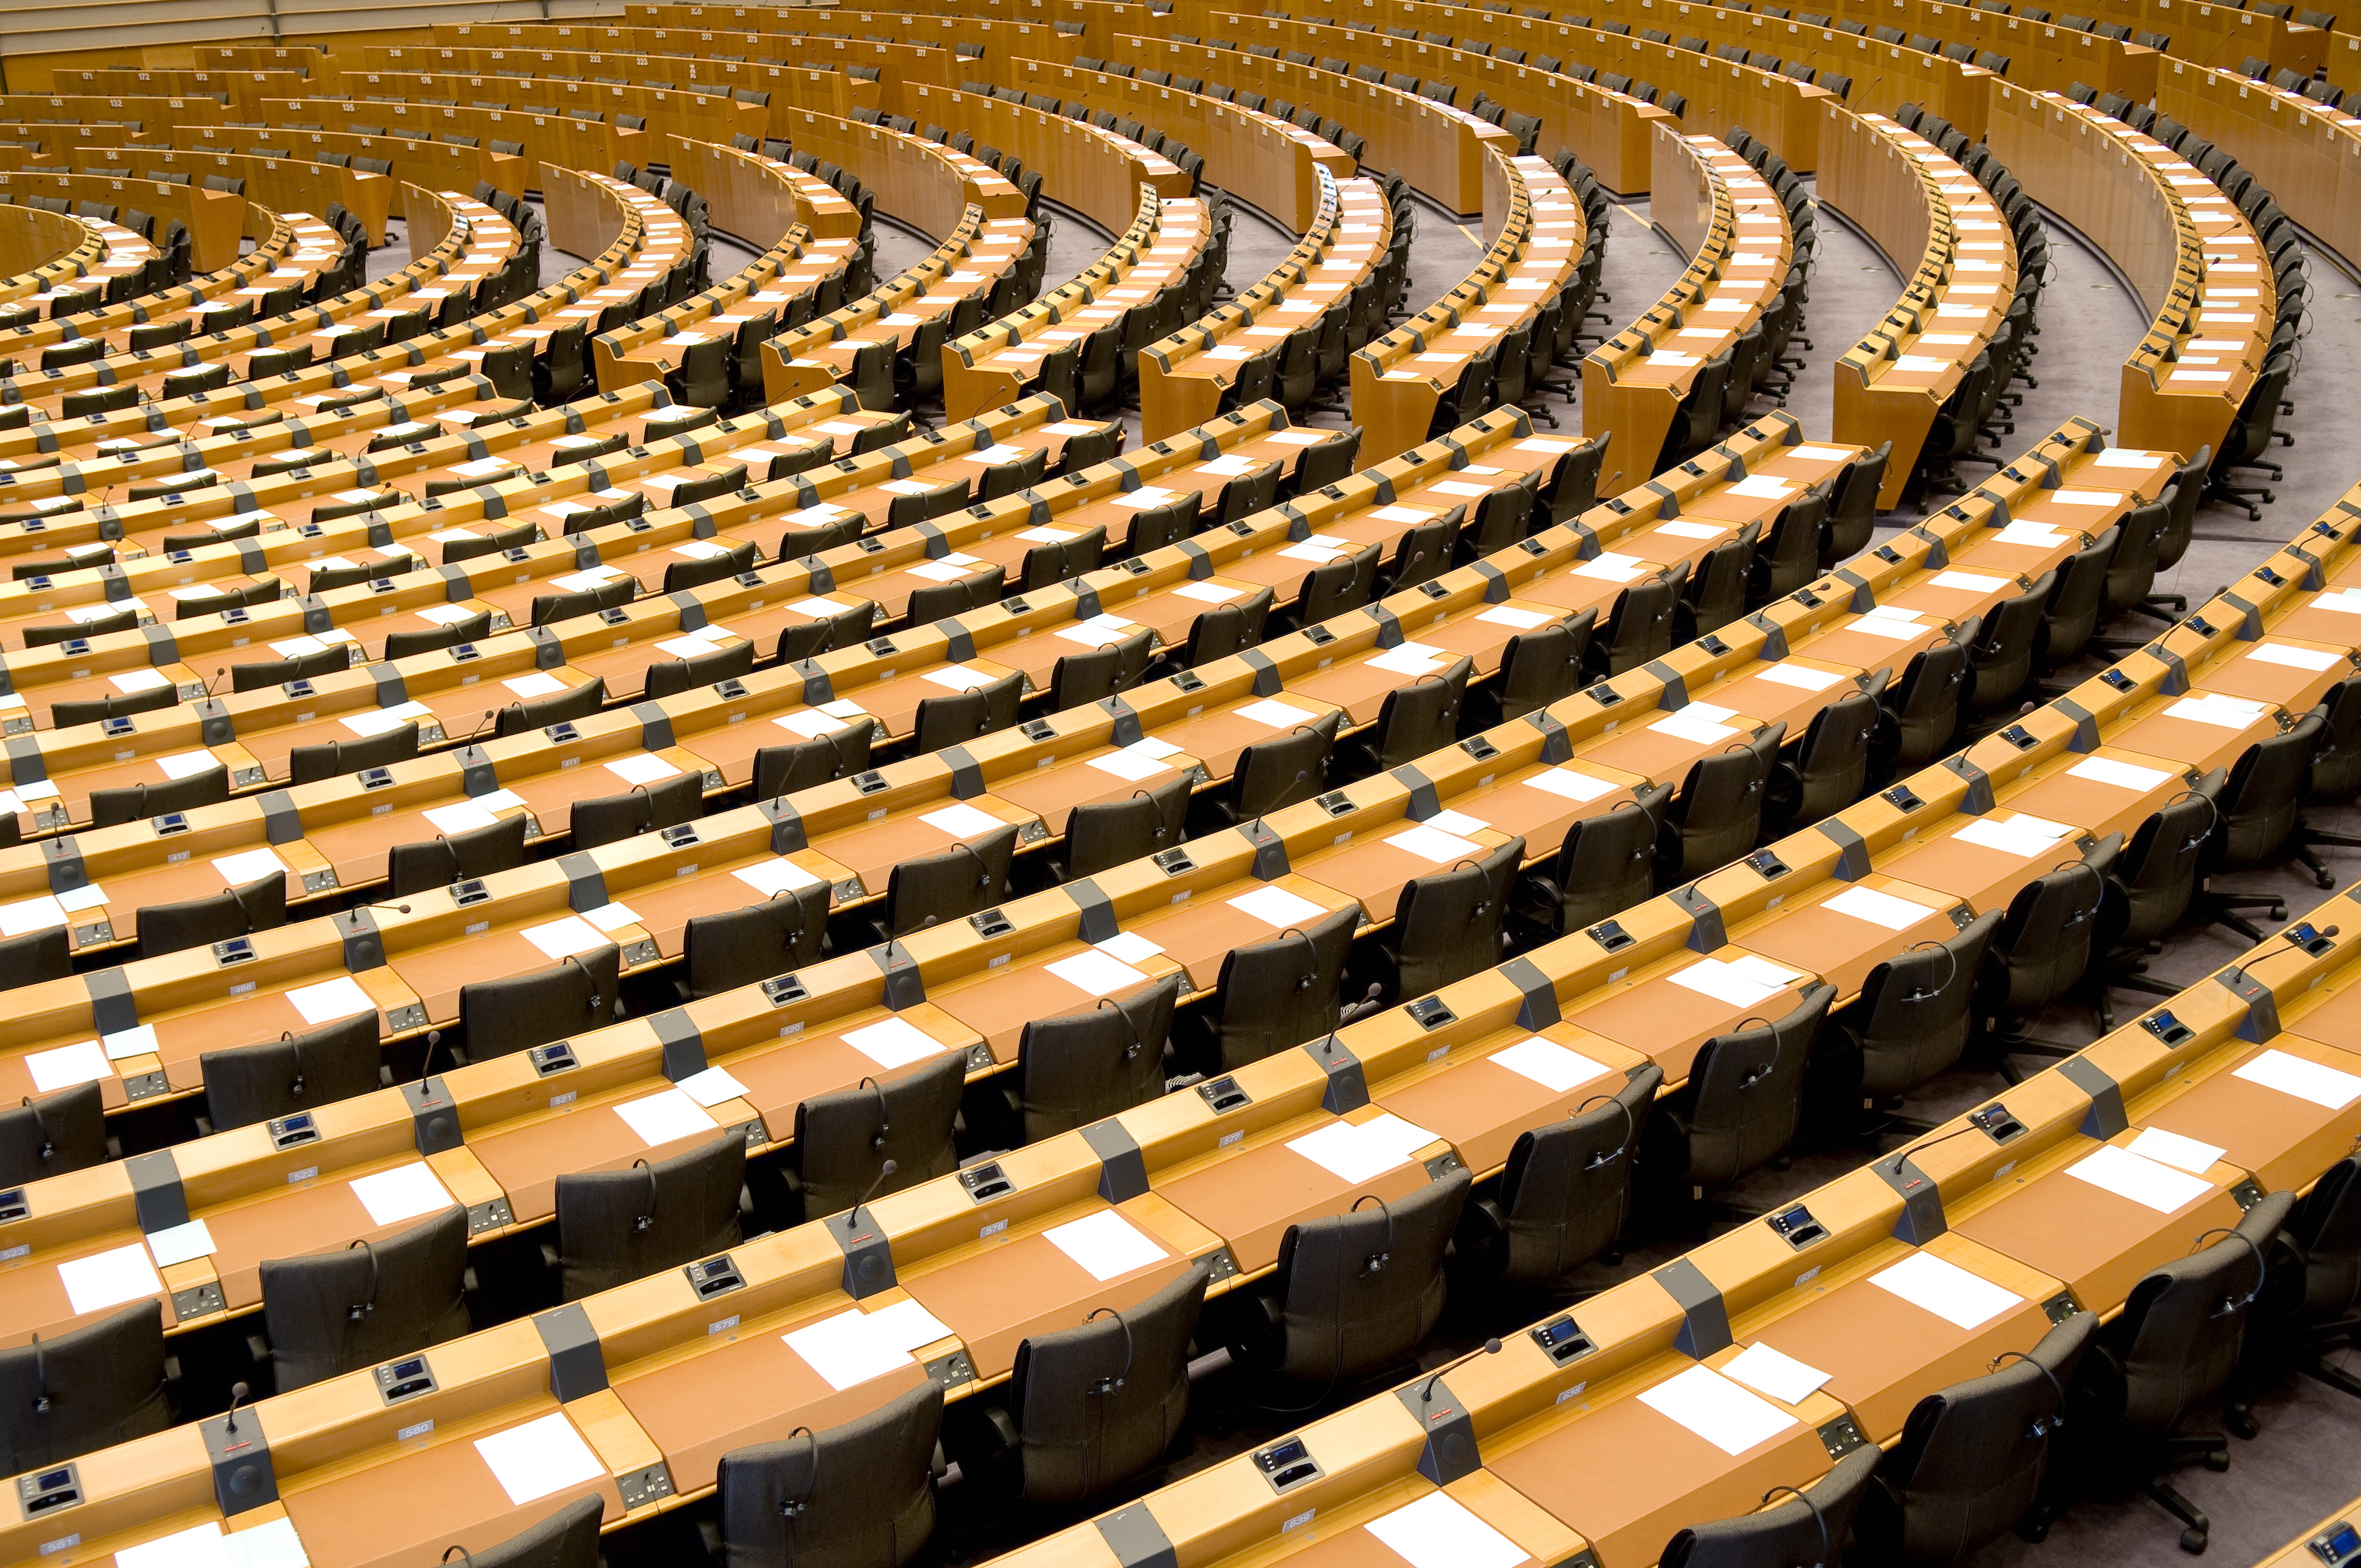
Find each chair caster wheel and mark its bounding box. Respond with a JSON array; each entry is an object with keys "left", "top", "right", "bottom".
[
  {"left": 2319, "top": 872, "right": 2336, "bottom": 890},
  {"left": 2229, "top": 1411, "right": 2258, "bottom": 1440},
  {"left": 2180, "top": 1528, "right": 2208, "bottom": 1555},
  {"left": 2018, "top": 1522, "right": 2049, "bottom": 1543},
  {"left": 2273, "top": 903, "right": 2288, "bottom": 920},
  {"left": 2203, "top": 1448, "right": 2230, "bottom": 1471}
]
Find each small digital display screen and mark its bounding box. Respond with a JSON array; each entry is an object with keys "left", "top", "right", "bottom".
[
  {"left": 1541, "top": 1320, "right": 1580, "bottom": 1347},
  {"left": 35, "top": 1470, "right": 69, "bottom": 1490},
  {"left": 1260, "top": 1439, "right": 1306, "bottom": 1469},
  {"left": 2328, "top": 1524, "right": 2359, "bottom": 1556}
]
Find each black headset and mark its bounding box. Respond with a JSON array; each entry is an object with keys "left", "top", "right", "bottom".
[
  {"left": 630, "top": 1157, "right": 658, "bottom": 1234},
  {"left": 1351, "top": 1191, "right": 1396, "bottom": 1275},
  {"left": 345, "top": 1237, "right": 381, "bottom": 1323},
  {"left": 2190, "top": 1225, "right": 2267, "bottom": 1317},
  {"left": 858, "top": 1075, "right": 892, "bottom": 1151},
  {"left": 1573, "top": 1090, "right": 1637, "bottom": 1171},
  {"left": 1988, "top": 1348, "right": 2069, "bottom": 1438}
]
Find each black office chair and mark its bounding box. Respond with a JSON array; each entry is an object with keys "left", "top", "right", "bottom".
[
  {"left": 786, "top": 1052, "right": 965, "bottom": 1221},
  {"left": 0, "top": 1082, "right": 108, "bottom": 1188},
  {"left": 679, "top": 886, "right": 829, "bottom": 1000},
  {"left": 496, "top": 677, "right": 608, "bottom": 736},
  {"left": 287, "top": 723, "right": 420, "bottom": 786},
  {"left": 0, "top": 1301, "right": 174, "bottom": 1474},
  {"left": 910, "top": 671, "right": 1024, "bottom": 754},
  {"left": 136, "top": 873, "right": 287, "bottom": 960},
  {"left": 1963, "top": 573, "right": 2054, "bottom": 720},
  {"left": 230, "top": 646, "right": 349, "bottom": 693},
  {"left": 199, "top": 1012, "right": 382, "bottom": 1134},
  {"left": 1875, "top": 631, "right": 1975, "bottom": 778},
  {"left": 2256, "top": 1156, "right": 2361, "bottom": 1410},
  {"left": 2198, "top": 712, "right": 2331, "bottom": 939},
  {"left": 713, "top": 1381, "right": 943, "bottom": 1568},
  {"left": 965, "top": 1263, "right": 1210, "bottom": 1505},
  {"left": 874, "top": 824, "right": 1019, "bottom": 939},
  {"left": 2064, "top": 1192, "right": 2293, "bottom": 1553},
  {"left": 552, "top": 1131, "right": 748, "bottom": 1300},
  {"left": 1655, "top": 726, "right": 1787, "bottom": 888},
  {"left": 438, "top": 1492, "right": 603, "bottom": 1568},
  {"left": 1679, "top": 530, "right": 1758, "bottom": 643},
  {"left": 1195, "top": 712, "right": 1340, "bottom": 832},
  {"left": 1847, "top": 909, "right": 2002, "bottom": 1108},
  {"left": 1058, "top": 776, "right": 1189, "bottom": 882},
  {"left": 1509, "top": 786, "right": 1672, "bottom": 942},
  {"left": 1751, "top": 489, "right": 1830, "bottom": 606},
  {"left": 1455, "top": 1065, "right": 1660, "bottom": 1294},
  {"left": 1048, "top": 628, "right": 1155, "bottom": 712},
  {"left": 1226, "top": 1170, "right": 1472, "bottom": 1393},
  {"left": 753, "top": 725, "right": 875, "bottom": 800},
  {"left": 1762, "top": 687, "right": 1880, "bottom": 835},
  {"left": 387, "top": 815, "right": 532, "bottom": 897},
  {"left": 256, "top": 1210, "right": 472, "bottom": 1393},
  {"left": 1819, "top": 443, "right": 1891, "bottom": 566},
  {"left": 1005, "top": 973, "right": 1183, "bottom": 1143},
  {"left": 1660, "top": 1443, "right": 1880, "bottom": 1567},
  {"left": 1463, "top": 607, "right": 1596, "bottom": 731},
  {"left": 644, "top": 642, "right": 758, "bottom": 700},
  {"left": 2090, "top": 787, "right": 2223, "bottom": 1025},
  {"left": 1654, "top": 983, "right": 1835, "bottom": 1203},
  {"left": 50, "top": 687, "right": 178, "bottom": 730},
  {"left": 1333, "top": 659, "right": 1471, "bottom": 780},
  {"left": 1361, "top": 838, "right": 1523, "bottom": 1003},
  {"left": 387, "top": 615, "right": 496, "bottom": 661},
  {"left": 91, "top": 766, "right": 231, "bottom": 829},
  {"left": 2034, "top": 527, "right": 2118, "bottom": 673},
  {"left": 1584, "top": 568, "right": 1685, "bottom": 679},
  {"left": 460, "top": 946, "right": 623, "bottom": 1061},
  {"left": 1987, "top": 834, "right": 2123, "bottom": 1075},
  {"left": 1188, "top": 904, "right": 1358, "bottom": 1076},
  {"left": 1855, "top": 1311, "right": 2097, "bottom": 1564},
  {"left": 569, "top": 772, "right": 702, "bottom": 851},
  {"left": 0, "top": 926, "right": 72, "bottom": 995}
]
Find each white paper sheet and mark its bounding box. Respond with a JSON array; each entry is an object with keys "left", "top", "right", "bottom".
[
  {"left": 1649, "top": 708, "right": 1741, "bottom": 744},
  {"left": 615, "top": 1087, "right": 719, "bottom": 1148},
  {"left": 1088, "top": 749, "right": 1171, "bottom": 781},
  {"left": 2233, "top": 1048, "right": 2361, "bottom": 1109},
  {"left": 2067, "top": 756, "right": 2172, "bottom": 792},
  {"left": 1638, "top": 1364, "right": 1798, "bottom": 1456},
  {"left": 1228, "top": 885, "right": 1328, "bottom": 929},
  {"left": 503, "top": 672, "right": 567, "bottom": 698},
  {"left": 522, "top": 915, "right": 609, "bottom": 961},
  {"left": 2091, "top": 448, "right": 2157, "bottom": 468},
  {"left": 424, "top": 802, "right": 501, "bottom": 835},
  {"left": 1572, "top": 552, "right": 1645, "bottom": 582},
  {"left": 1478, "top": 606, "right": 1554, "bottom": 629},
  {"left": 1094, "top": 934, "right": 1165, "bottom": 968},
  {"left": 1931, "top": 571, "right": 2010, "bottom": 592},
  {"left": 733, "top": 857, "right": 825, "bottom": 897},
  {"left": 921, "top": 663, "right": 996, "bottom": 690},
  {"left": 2066, "top": 1142, "right": 2211, "bottom": 1214},
  {"left": 350, "top": 1162, "right": 457, "bottom": 1227},
  {"left": 2127, "top": 1126, "right": 2227, "bottom": 1175},
  {"left": 2250, "top": 642, "right": 2343, "bottom": 671},
  {"left": 1953, "top": 814, "right": 2071, "bottom": 858},
  {"left": 1386, "top": 825, "right": 1484, "bottom": 863},
  {"left": 1365, "top": 1491, "right": 1529, "bottom": 1568},
  {"left": 221, "top": 1517, "right": 311, "bottom": 1568},
  {"left": 26, "top": 1040, "right": 114, "bottom": 1094},
  {"left": 1757, "top": 664, "right": 1845, "bottom": 691},
  {"left": 146, "top": 1218, "right": 218, "bottom": 1268},
  {"left": 2307, "top": 588, "right": 2361, "bottom": 617},
  {"left": 1367, "top": 643, "right": 1446, "bottom": 676},
  {"left": 206, "top": 848, "right": 289, "bottom": 888},
  {"left": 1523, "top": 767, "right": 1617, "bottom": 803},
  {"left": 1044, "top": 1209, "right": 1170, "bottom": 1281},
  {"left": 1286, "top": 1113, "right": 1436, "bottom": 1184},
  {"left": 1823, "top": 885, "right": 1937, "bottom": 931},
  {"left": 1655, "top": 520, "right": 1728, "bottom": 540},
  {"left": 1048, "top": 949, "right": 1153, "bottom": 996},
  {"left": 58, "top": 1242, "right": 162, "bottom": 1317},
  {"left": 676, "top": 1066, "right": 752, "bottom": 1108},
  {"left": 1667, "top": 957, "right": 1787, "bottom": 1009},
  {"left": 1729, "top": 475, "right": 1797, "bottom": 500},
  {"left": 0, "top": 894, "right": 68, "bottom": 938},
  {"left": 1487, "top": 1037, "right": 1609, "bottom": 1093},
  {"left": 474, "top": 1412, "right": 606, "bottom": 1507},
  {"left": 158, "top": 751, "right": 222, "bottom": 780},
  {"left": 1869, "top": 1250, "right": 2024, "bottom": 1329},
  {"left": 606, "top": 752, "right": 681, "bottom": 786},
  {"left": 786, "top": 1302, "right": 949, "bottom": 1390},
  {"left": 843, "top": 1016, "right": 949, "bottom": 1069},
  {"left": 1236, "top": 697, "right": 1316, "bottom": 729},
  {"left": 118, "top": 1523, "right": 231, "bottom": 1568},
  {"left": 2164, "top": 694, "right": 2269, "bottom": 728},
  {"left": 58, "top": 885, "right": 107, "bottom": 913},
  {"left": 1723, "top": 1341, "right": 1833, "bottom": 1404}
]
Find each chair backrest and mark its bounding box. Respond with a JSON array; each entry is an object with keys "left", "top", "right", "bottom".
[
  {"left": 569, "top": 771, "right": 702, "bottom": 851},
  {"left": 754, "top": 725, "right": 875, "bottom": 799},
  {"left": 1966, "top": 573, "right": 2054, "bottom": 710},
  {"left": 2212, "top": 711, "right": 2326, "bottom": 870},
  {"left": 136, "top": 873, "right": 287, "bottom": 960},
  {"left": 440, "top": 1493, "right": 603, "bottom": 1568},
  {"left": 2038, "top": 525, "right": 2118, "bottom": 666},
  {"left": 1183, "top": 586, "right": 1275, "bottom": 664},
  {"left": 1050, "top": 626, "right": 1155, "bottom": 711},
  {"left": 0, "top": 925, "right": 72, "bottom": 997},
  {"left": 1995, "top": 835, "right": 2120, "bottom": 1012},
  {"left": 881, "top": 824, "right": 1020, "bottom": 937},
  {"left": 1227, "top": 712, "right": 1340, "bottom": 821},
  {"left": 1592, "top": 569, "right": 1684, "bottom": 676},
  {"left": 387, "top": 814, "right": 531, "bottom": 897},
  {"left": 496, "top": 676, "right": 609, "bottom": 734},
  {"left": 1875, "top": 1311, "right": 2096, "bottom": 1563},
  {"left": 682, "top": 885, "right": 828, "bottom": 999},
  {"left": 0, "top": 1301, "right": 172, "bottom": 1474},
  {"left": 1270, "top": 1168, "right": 1471, "bottom": 1385},
  {"left": 1361, "top": 658, "right": 1472, "bottom": 775},
  {"left": 792, "top": 1051, "right": 965, "bottom": 1218},
  {"left": 260, "top": 1209, "right": 472, "bottom": 1391},
  {"left": 2110, "top": 788, "right": 2218, "bottom": 948},
  {"left": 0, "top": 1081, "right": 107, "bottom": 1190},
  {"left": 911, "top": 671, "right": 1025, "bottom": 752},
  {"left": 2103, "top": 494, "right": 2171, "bottom": 616},
  {"left": 1855, "top": 909, "right": 2001, "bottom": 1098},
  {"left": 2285, "top": 1157, "right": 2361, "bottom": 1327},
  {"left": 1679, "top": 982, "right": 1834, "bottom": 1190},
  {"left": 1389, "top": 838, "right": 1524, "bottom": 996},
  {"left": 1659, "top": 1443, "right": 1880, "bottom": 1567},
  {"left": 1495, "top": 609, "right": 1596, "bottom": 721},
  {"left": 554, "top": 1130, "right": 747, "bottom": 1299},
  {"left": 91, "top": 766, "right": 230, "bottom": 828},
  {"left": 716, "top": 1380, "right": 943, "bottom": 1567},
  {"left": 460, "top": 945, "right": 622, "bottom": 1059},
  {"left": 1498, "top": 1065, "right": 1662, "bottom": 1287},
  {"left": 1662, "top": 725, "right": 1785, "bottom": 883},
  {"left": 288, "top": 721, "right": 420, "bottom": 787},
  {"left": 1009, "top": 1264, "right": 1210, "bottom": 1503},
  {"left": 1062, "top": 775, "right": 1189, "bottom": 881},
  {"left": 1755, "top": 490, "right": 1830, "bottom": 601},
  {"left": 1884, "top": 633, "right": 1973, "bottom": 771},
  {"left": 1539, "top": 784, "right": 1671, "bottom": 934},
  {"left": 1779, "top": 688, "right": 1878, "bottom": 829},
  {"left": 2114, "top": 1191, "right": 2293, "bottom": 1433},
  {"left": 1017, "top": 973, "right": 1183, "bottom": 1141},
  {"left": 1208, "top": 904, "right": 1359, "bottom": 1073},
  {"left": 201, "top": 1012, "right": 382, "bottom": 1132}
]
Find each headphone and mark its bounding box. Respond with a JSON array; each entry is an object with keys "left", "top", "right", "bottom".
[
  {"left": 345, "top": 1237, "right": 380, "bottom": 1324},
  {"left": 561, "top": 952, "right": 604, "bottom": 1018},
  {"left": 1095, "top": 998, "right": 1144, "bottom": 1061},
  {"left": 1900, "top": 936, "right": 1958, "bottom": 1003},
  {"left": 1988, "top": 1349, "right": 2069, "bottom": 1438},
  {"left": 28, "top": 1330, "right": 49, "bottom": 1417},
  {"left": 1084, "top": 1305, "right": 1135, "bottom": 1395},
  {"left": 21, "top": 1096, "right": 55, "bottom": 1168},
  {"left": 2190, "top": 1225, "right": 2267, "bottom": 1317},
  {"left": 1755, "top": 1483, "right": 1830, "bottom": 1568},
  {"left": 630, "top": 1158, "right": 658, "bottom": 1235},
  {"left": 1725, "top": 1017, "right": 1775, "bottom": 1089},
  {"left": 279, "top": 1028, "right": 310, "bottom": 1102},
  {"left": 1574, "top": 1091, "right": 1638, "bottom": 1171},
  {"left": 1351, "top": 1192, "right": 1395, "bottom": 1276},
  {"left": 779, "top": 1425, "right": 816, "bottom": 1518}
]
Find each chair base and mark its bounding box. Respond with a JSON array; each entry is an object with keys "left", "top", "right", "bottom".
[{"left": 2205, "top": 890, "right": 2291, "bottom": 945}]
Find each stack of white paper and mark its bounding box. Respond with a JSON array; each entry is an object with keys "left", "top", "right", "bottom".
[
  {"left": 522, "top": 915, "right": 609, "bottom": 961},
  {"left": 1368, "top": 643, "right": 1446, "bottom": 676},
  {"left": 1523, "top": 767, "right": 1617, "bottom": 803},
  {"left": 614, "top": 1088, "right": 719, "bottom": 1148},
  {"left": 1048, "top": 949, "right": 1153, "bottom": 996},
  {"left": 1095, "top": 932, "right": 1165, "bottom": 965},
  {"left": 1228, "top": 885, "right": 1329, "bottom": 929},
  {"left": 2250, "top": 643, "right": 2343, "bottom": 672},
  {"left": 1668, "top": 955, "right": 1800, "bottom": 1008},
  {"left": 2065, "top": 1144, "right": 2210, "bottom": 1213},
  {"left": 146, "top": 1219, "right": 218, "bottom": 1268},
  {"left": 844, "top": 1017, "right": 948, "bottom": 1069},
  {"left": 1236, "top": 698, "right": 1316, "bottom": 729},
  {"left": 1286, "top": 1114, "right": 1436, "bottom": 1183},
  {"left": 2126, "top": 1126, "right": 2227, "bottom": 1174},
  {"left": 351, "top": 1162, "right": 457, "bottom": 1227},
  {"left": 1953, "top": 814, "right": 2071, "bottom": 857},
  {"left": 1649, "top": 708, "right": 1740, "bottom": 744},
  {"left": 1824, "top": 885, "right": 1936, "bottom": 931},
  {"left": 475, "top": 1412, "right": 606, "bottom": 1506},
  {"left": 1386, "top": 824, "right": 1484, "bottom": 863},
  {"left": 2067, "top": 756, "right": 2172, "bottom": 792},
  {"left": 1365, "top": 1492, "right": 1529, "bottom": 1568},
  {"left": 2164, "top": 694, "right": 2270, "bottom": 727},
  {"left": 1638, "top": 1364, "right": 1798, "bottom": 1455},
  {"left": 676, "top": 1066, "right": 752, "bottom": 1108},
  {"left": 733, "top": 858, "right": 825, "bottom": 897},
  {"left": 1488, "top": 1037, "right": 1609, "bottom": 1092},
  {"left": 1722, "top": 1341, "right": 1832, "bottom": 1404},
  {"left": 2233, "top": 1048, "right": 2361, "bottom": 1109},
  {"left": 921, "top": 803, "right": 1005, "bottom": 839},
  {"left": 1870, "top": 1250, "right": 2024, "bottom": 1328},
  {"left": 1044, "top": 1210, "right": 1169, "bottom": 1281},
  {"left": 606, "top": 752, "right": 682, "bottom": 786},
  {"left": 1757, "top": 664, "right": 1845, "bottom": 692},
  {"left": 503, "top": 671, "right": 568, "bottom": 698},
  {"left": 1572, "top": 552, "right": 1645, "bottom": 582},
  {"left": 785, "top": 1299, "right": 955, "bottom": 1390},
  {"left": 58, "top": 1242, "right": 163, "bottom": 1316}
]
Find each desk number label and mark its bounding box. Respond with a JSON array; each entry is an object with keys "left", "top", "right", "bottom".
[
  {"left": 1219, "top": 1130, "right": 1243, "bottom": 1148},
  {"left": 397, "top": 1418, "right": 434, "bottom": 1442},
  {"left": 980, "top": 1218, "right": 1008, "bottom": 1240},
  {"left": 1556, "top": 1380, "right": 1587, "bottom": 1405},
  {"left": 1282, "top": 1509, "right": 1316, "bottom": 1533},
  {"left": 38, "top": 1535, "right": 79, "bottom": 1556},
  {"left": 708, "top": 1315, "right": 740, "bottom": 1336},
  {"left": 0, "top": 1244, "right": 27, "bottom": 1263},
  {"left": 287, "top": 1167, "right": 319, "bottom": 1185}
]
